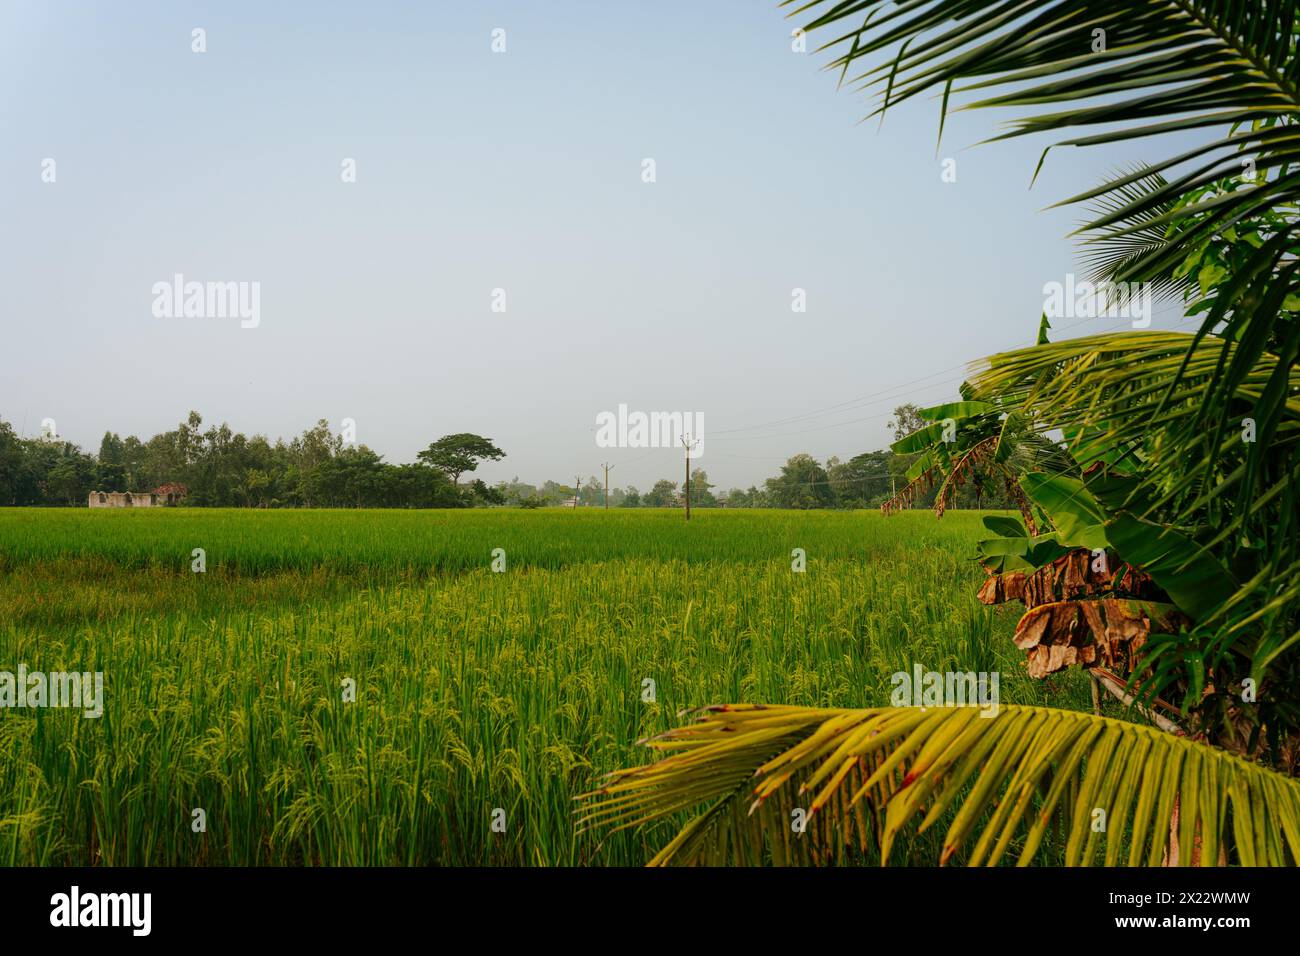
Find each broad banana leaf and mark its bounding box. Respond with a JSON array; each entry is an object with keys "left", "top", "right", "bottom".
[
  {"left": 981, "top": 515, "right": 1026, "bottom": 538},
  {"left": 1105, "top": 513, "right": 1238, "bottom": 621},
  {"left": 975, "top": 532, "right": 1070, "bottom": 574},
  {"left": 917, "top": 401, "right": 996, "bottom": 422},
  {"left": 1021, "top": 472, "right": 1110, "bottom": 551}
]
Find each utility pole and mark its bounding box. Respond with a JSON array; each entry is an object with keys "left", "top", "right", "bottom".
[
  {"left": 681, "top": 434, "right": 699, "bottom": 521},
  {"left": 573, "top": 474, "right": 581, "bottom": 509},
  {"left": 601, "top": 462, "right": 614, "bottom": 510}
]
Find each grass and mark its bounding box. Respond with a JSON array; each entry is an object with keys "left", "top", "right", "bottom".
[{"left": 0, "top": 507, "right": 1097, "bottom": 865}]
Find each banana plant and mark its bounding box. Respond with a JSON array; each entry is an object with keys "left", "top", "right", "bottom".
[
  {"left": 969, "top": 328, "right": 1300, "bottom": 756},
  {"left": 883, "top": 379, "right": 1070, "bottom": 525}
]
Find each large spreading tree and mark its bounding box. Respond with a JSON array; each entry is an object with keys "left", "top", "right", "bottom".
[{"left": 416, "top": 433, "right": 506, "bottom": 486}]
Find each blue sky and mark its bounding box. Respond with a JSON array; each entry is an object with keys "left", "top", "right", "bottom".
[{"left": 0, "top": 1, "right": 1199, "bottom": 491}]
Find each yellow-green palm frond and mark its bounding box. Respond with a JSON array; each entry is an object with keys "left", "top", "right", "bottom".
[
  {"left": 969, "top": 328, "right": 1299, "bottom": 558},
  {"left": 971, "top": 330, "right": 1300, "bottom": 433},
  {"left": 788, "top": 0, "right": 1300, "bottom": 550},
  {"left": 577, "top": 703, "right": 1300, "bottom": 867}
]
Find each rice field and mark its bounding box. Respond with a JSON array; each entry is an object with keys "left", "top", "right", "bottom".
[{"left": 0, "top": 507, "right": 1095, "bottom": 866}]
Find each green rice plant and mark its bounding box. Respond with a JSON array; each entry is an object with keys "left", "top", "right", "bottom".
[{"left": 0, "top": 508, "right": 1093, "bottom": 865}]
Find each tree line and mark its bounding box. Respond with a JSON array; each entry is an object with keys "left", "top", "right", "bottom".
[
  {"left": 0, "top": 404, "right": 1018, "bottom": 510},
  {"left": 0, "top": 413, "right": 506, "bottom": 508},
  {"left": 501, "top": 405, "right": 1018, "bottom": 510}
]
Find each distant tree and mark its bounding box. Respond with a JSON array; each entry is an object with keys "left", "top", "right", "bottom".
[
  {"left": 579, "top": 477, "right": 602, "bottom": 507},
  {"left": 15, "top": 438, "right": 95, "bottom": 505},
  {"left": 643, "top": 479, "right": 678, "bottom": 508},
  {"left": 417, "top": 433, "right": 505, "bottom": 486},
  {"left": 720, "top": 485, "right": 769, "bottom": 508},
  {"left": 387, "top": 463, "right": 459, "bottom": 508},
  {"left": 765, "top": 454, "right": 833, "bottom": 509},
  {"left": 828, "top": 451, "right": 892, "bottom": 508},
  {"left": 688, "top": 469, "right": 716, "bottom": 508},
  {"left": 719, "top": 487, "right": 747, "bottom": 507},
  {"left": 467, "top": 479, "right": 506, "bottom": 507},
  {"left": 291, "top": 420, "right": 341, "bottom": 471},
  {"left": 243, "top": 468, "right": 273, "bottom": 508},
  {"left": 46, "top": 449, "right": 96, "bottom": 505},
  {"left": 498, "top": 477, "right": 541, "bottom": 506},
  {"left": 120, "top": 435, "right": 146, "bottom": 490},
  {"left": 95, "top": 432, "right": 127, "bottom": 490},
  {"left": 0, "top": 420, "right": 23, "bottom": 505},
  {"left": 621, "top": 486, "right": 641, "bottom": 507},
  {"left": 336, "top": 446, "right": 387, "bottom": 507},
  {"left": 540, "top": 480, "right": 568, "bottom": 504},
  {"left": 887, "top": 405, "right": 934, "bottom": 510},
  {"left": 888, "top": 404, "right": 927, "bottom": 443}
]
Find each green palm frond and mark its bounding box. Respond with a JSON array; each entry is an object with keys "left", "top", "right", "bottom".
[
  {"left": 578, "top": 703, "right": 1300, "bottom": 866},
  {"left": 972, "top": 330, "right": 1300, "bottom": 454},
  {"left": 972, "top": 333, "right": 1297, "bottom": 583},
  {"left": 791, "top": 0, "right": 1299, "bottom": 184},
  {"left": 1077, "top": 167, "right": 1193, "bottom": 303},
  {"left": 788, "top": 0, "right": 1300, "bottom": 498}
]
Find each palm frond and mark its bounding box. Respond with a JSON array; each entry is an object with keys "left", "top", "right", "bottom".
[
  {"left": 1077, "top": 166, "right": 1194, "bottom": 304},
  {"left": 578, "top": 703, "right": 1300, "bottom": 866},
  {"left": 789, "top": 0, "right": 1300, "bottom": 502},
  {"left": 970, "top": 331, "right": 1298, "bottom": 588},
  {"left": 791, "top": 1, "right": 1299, "bottom": 159}
]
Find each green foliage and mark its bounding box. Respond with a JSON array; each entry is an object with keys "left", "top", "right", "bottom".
[
  {"left": 0, "top": 419, "right": 98, "bottom": 507},
  {"left": 827, "top": 451, "right": 892, "bottom": 508},
  {"left": 966, "top": 331, "right": 1299, "bottom": 748},
  {"left": 416, "top": 433, "right": 506, "bottom": 485},
  {"left": 773, "top": 0, "right": 1300, "bottom": 753},
  {"left": 0, "top": 413, "right": 502, "bottom": 509},
  {"left": 765, "top": 454, "right": 834, "bottom": 509},
  {"left": 1, "top": 411, "right": 1030, "bottom": 513},
  {"left": 642, "top": 479, "right": 679, "bottom": 508}
]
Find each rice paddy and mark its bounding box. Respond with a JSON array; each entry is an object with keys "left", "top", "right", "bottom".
[{"left": 0, "top": 508, "right": 1095, "bottom": 865}]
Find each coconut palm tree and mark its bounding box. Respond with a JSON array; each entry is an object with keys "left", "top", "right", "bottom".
[{"left": 578, "top": 0, "right": 1300, "bottom": 865}]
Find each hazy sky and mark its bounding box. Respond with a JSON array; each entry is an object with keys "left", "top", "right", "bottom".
[{"left": 1, "top": 1, "right": 1198, "bottom": 491}]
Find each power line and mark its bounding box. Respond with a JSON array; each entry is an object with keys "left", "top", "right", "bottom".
[
  {"left": 707, "top": 312, "right": 1176, "bottom": 440},
  {"left": 707, "top": 379, "right": 960, "bottom": 443},
  {"left": 708, "top": 366, "right": 967, "bottom": 436},
  {"left": 583, "top": 314, "right": 1206, "bottom": 485}
]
